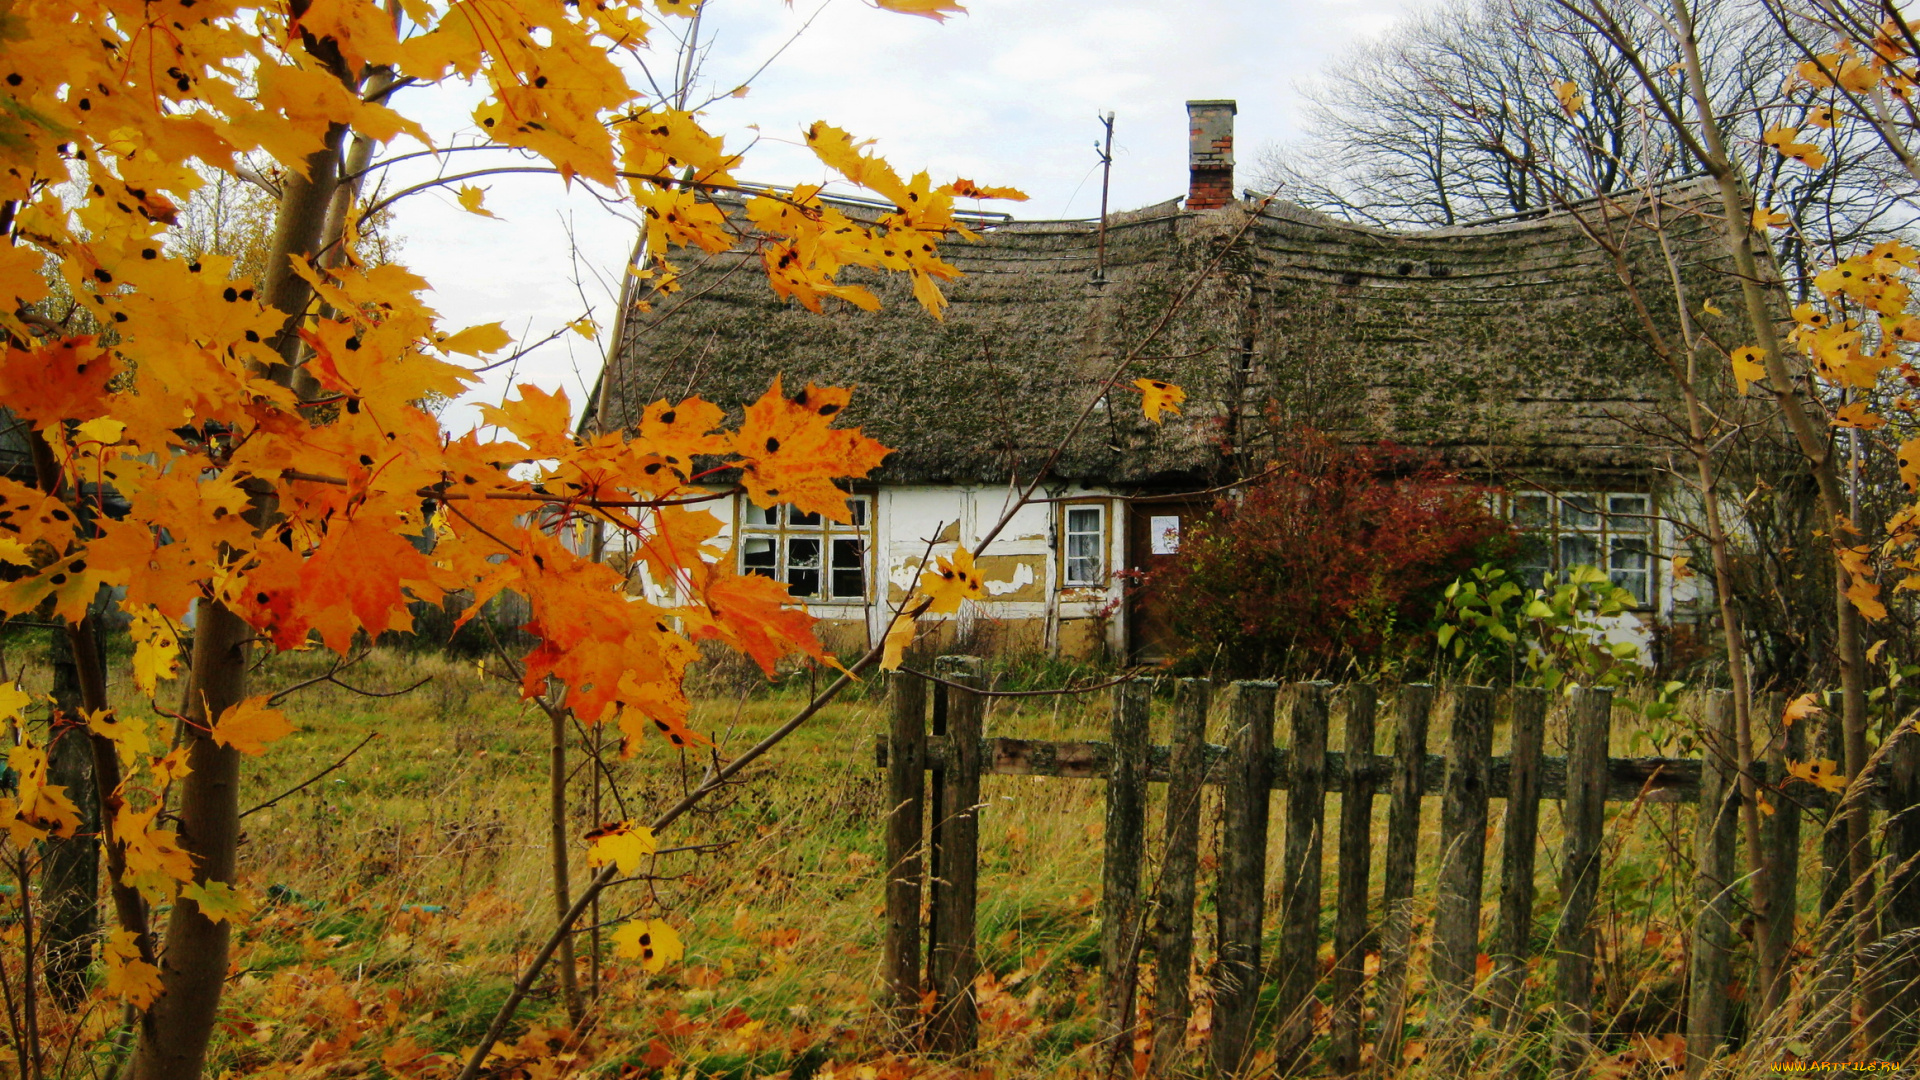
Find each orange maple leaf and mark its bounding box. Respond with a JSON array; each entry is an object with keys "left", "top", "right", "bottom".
[{"left": 732, "top": 378, "right": 890, "bottom": 522}]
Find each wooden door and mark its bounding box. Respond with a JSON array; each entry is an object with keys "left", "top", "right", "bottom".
[{"left": 1125, "top": 501, "right": 1205, "bottom": 663}]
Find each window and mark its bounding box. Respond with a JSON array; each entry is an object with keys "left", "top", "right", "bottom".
[
  {"left": 1062, "top": 504, "right": 1106, "bottom": 586},
  {"left": 1507, "top": 490, "right": 1655, "bottom": 606},
  {"left": 738, "top": 497, "right": 871, "bottom": 601}
]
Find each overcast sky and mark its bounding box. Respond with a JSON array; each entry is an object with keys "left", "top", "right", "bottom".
[{"left": 380, "top": 0, "right": 1437, "bottom": 431}]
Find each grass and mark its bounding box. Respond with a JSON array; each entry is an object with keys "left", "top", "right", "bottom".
[{"left": 0, "top": 637, "right": 1889, "bottom": 1078}]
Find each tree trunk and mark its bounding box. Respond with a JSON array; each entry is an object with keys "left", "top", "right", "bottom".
[
  {"left": 128, "top": 600, "right": 249, "bottom": 1080},
  {"left": 41, "top": 627, "right": 100, "bottom": 1011},
  {"left": 1671, "top": 0, "right": 1876, "bottom": 953}
]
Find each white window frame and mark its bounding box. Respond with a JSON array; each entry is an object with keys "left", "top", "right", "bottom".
[
  {"left": 1061, "top": 502, "right": 1107, "bottom": 587},
  {"left": 736, "top": 495, "right": 873, "bottom": 602},
  {"left": 1507, "top": 489, "right": 1656, "bottom": 607}
]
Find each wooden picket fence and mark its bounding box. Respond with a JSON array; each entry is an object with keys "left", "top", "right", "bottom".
[{"left": 871, "top": 657, "right": 1920, "bottom": 1077}]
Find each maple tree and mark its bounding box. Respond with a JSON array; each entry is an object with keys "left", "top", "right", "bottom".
[{"left": 0, "top": 0, "right": 1121, "bottom": 1074}]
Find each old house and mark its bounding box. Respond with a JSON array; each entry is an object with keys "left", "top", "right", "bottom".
[{"left": 594, "top": 100, "right": 1718, "bottom": 662}]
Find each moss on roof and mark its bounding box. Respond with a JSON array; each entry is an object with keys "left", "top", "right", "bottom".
[{"left": 602, "top": 185, "right": 1726, "bottom": 487}]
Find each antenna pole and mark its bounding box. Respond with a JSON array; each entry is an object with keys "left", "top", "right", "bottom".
[{"left": 1095, "top": 111, "right": 1115, "bottom": 284}]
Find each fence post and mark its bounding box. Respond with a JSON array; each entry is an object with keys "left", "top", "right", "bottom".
[
  {"left": 1210, "top": 680, "right": 1277, "bottom": 1079},
  {"left": 1100, "top": 677, "right": 1151, "bottom": 1076},
  {"left": 1554, "top": 685, "right": 1613, "bottom": 1077},
  {"left": 1758, "top": 691, "right": 1798, "bottom": 1022},
  {"left": 1375, "top": 683, "right": 1436, "bottom": 1073},
  {"left": 1430, "top": 685, "right": 1495, "bottom": 1063},
  {"left": 1330, "top": 683, "right": 1379, "bottom": 1074},
  {"left": 1687, "top": 690, "right": 1738, "bottom": 1078},
  {"left": 1275, "top": 682, "right": 1330, "bottom": 1071},
  {"left": 883, "top": 669, "right": 928, "bottom": 1036},
  {"left": 1149, "top": 678, "right": 1211, "bottom": 1078},
  {"left": 927, "top": 655, "right": 983, "bottom": 1055},
  {"left": 1490, "top": 686, "right": 1548, "bottom": 1032}
]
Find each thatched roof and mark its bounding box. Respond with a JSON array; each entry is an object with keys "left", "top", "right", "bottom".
[{"left": 600, "top": 183, "right": 1726, "bottom": 488}]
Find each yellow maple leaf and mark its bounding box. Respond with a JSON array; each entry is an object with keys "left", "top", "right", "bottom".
[
  {"left": 1756, "top": 792, "right": 1775, "bottom": 817},
  {"left": 613, "top": 918, "right": 684, "bottom": 972},
  {"left": 128, "top": 606, "right": 180, "bottom": 699},
  {"left": 585, "top": 820, "right": 656, "bottom": 875},
  {"left": 1134, "top": 378, "right": 1186, "bottom": 423},
  {"left": 1730, "top": 345, "right": 1767, "bottom": 394},
  {"left": 1552, "top": 79, "right": 1585, "bottom": 116},
  {"left": 0, "top": 681, "right": 27, "bottom": 721},
  {"left": 1753, "top": 205, "right": 1790, "bottom": 230},
  {"left": 1833, "top": 402, "right": 1886, "bottom": 429},
  {"left": 568, "top": 316, "right": 598, "bottom": 340},
  {"left": 1847, "top": 574, "right": 1886, "bottom": 621},
  {"left": 89, "top": 709, "right": 153, "bottom": 765},
  {"left": 881, "top": 612, "right": 917, "bottom": 672},
  {"left": 208, "top": 696, "right": 294, "bottom": 756},
  {"left": 181, "top": 880, "right": 252, "bottom": 924},
  {"left": 104, "top": 930, "right": 162, "bottom": 1009},
  {"left": 455, "top": 184, "right": 496, "bottom": 218},
  {"left": 1784, "top": 691, "right": 1824, "bottom": 724},
  {"left": 1701, "top": 299, "right": 1722, "bottom": 316},
  {"left": 920, "top": 547, "right": 986, "bottom": 615},
  {"left": 1786, "top": 756, "right": 1848, "bottom": 794},
  {"left": 1869, "top": 639, "right": 1888, "bottom": 664},
  {"left": 1670, "top": 555, "right": 1694, "bottom": 582},
  {"left": 1902, "top": 438, "right": 1920, "bottom": 492},
  {"left": 72, "top": 417, "right": 124, "bottom": 446},
  {"left": 872, "top": 0, "right": 967, "bottom": 22},
  {"left": 438, "top": 322, "right": 513, "bottom": 356}
]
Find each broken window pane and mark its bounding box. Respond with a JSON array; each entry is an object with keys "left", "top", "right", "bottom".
[
  {"left": 742, "top": 537, "right": 776, "bottom": 577},
  {"left": 831, "top": 538, "right": 865, "bottom": 599},
  {"left": 786, "top": 537, "right": 821, "bottom": 598}
]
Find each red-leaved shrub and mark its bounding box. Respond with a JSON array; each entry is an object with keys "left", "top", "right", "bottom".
[{"left": 1156, "top": 431, "right": 1517, "bottom": 678}]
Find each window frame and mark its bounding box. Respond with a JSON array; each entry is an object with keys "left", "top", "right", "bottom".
[
  {"left": 1505, "top": 489, "right": 1657, "bottom": 608},
  {"left": 735, "top": 494, "right": 875, "bottom": 603},
  {"left": 1059, "top": 501, "right": 1108, "bottom": 588}
]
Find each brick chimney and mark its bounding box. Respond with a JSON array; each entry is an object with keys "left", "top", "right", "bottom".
[{"left": 1186, "top": 99, "right": 1236, "bottom": 211}]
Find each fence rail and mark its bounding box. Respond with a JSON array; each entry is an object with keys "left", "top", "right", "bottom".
[
  {"left": 875, "top": 735, "right": 1893, "bottom": 808},
  {"left": 872, "top": 663, "right": 1919, "bottom": 1077}
]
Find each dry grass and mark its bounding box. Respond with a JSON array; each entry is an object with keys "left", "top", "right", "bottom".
[{"left": 0, "top": 638, "right": 1904, "bottom": 1078}]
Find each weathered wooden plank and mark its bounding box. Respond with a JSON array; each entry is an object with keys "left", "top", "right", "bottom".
[
  {"left": 928, "top": 657, "right": 983, "bottom": 1055},
  {"left": 1430, "top": 686, "right": 1495, "bottom": 1062},
  {"left": 883, "top": 670, "right": 927, "bottom": 1033},
  {"left": 1554, "top": 686, "right": 1613, "bottom": 1078},
  {"left": 1687, "top": 691, "right": 1738, "bottom": 1079},
  {"left": 1759, "top": 692, "right": 1798, "bottom": 1021},
  {"left": 1376, "top": 684, "right": 1435, "bottom": 1071},
  {"left": 1274, "top": 682, "right": 1330, "bottom": 1071},
  {"left": 1100, "top": 679, "right": 1151, "bottom": 1073},
  {"left": 1211, "top": 681, "right": 1277, "bottom": 1079},
  {"left": 1149, "top": 679, "right": 1210, "bottom": 1078},
  {"left": 1329, "top": 684, "right": 1379, "bottom": 1075},
  {"left": 874, "top": 735, "right": 1888, "bottom": 805},
  {"left": 1490, "top": 687, "right": 1548, "bottom": 1032}
]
